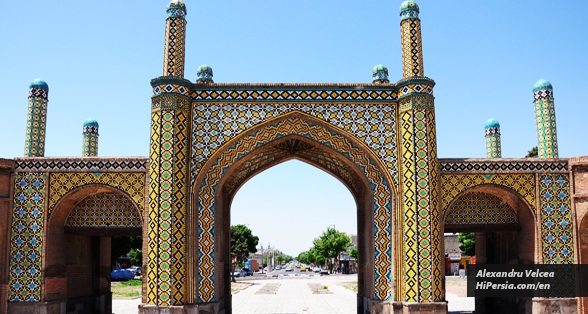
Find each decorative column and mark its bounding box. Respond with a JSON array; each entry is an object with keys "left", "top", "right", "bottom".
[
  {"left": 484, "top": 119, "right": 501, "bottom": 158},
  {"left": 163, "top": 0, "right": 187, "bottom": 77},
  {"left": 533, "top": 79, "right": 558, "bottom": 158},
  {"left": 146, "top": 0, "right": 192, "bottom": 307},
  {"left": 397, "top": 1, "right": 443, "bottom": 306},
  {"left": 82, "top": 119, "right": 99, "bottom": 156},
  {"left": 24, "top": 79, "right": 48, "bottom": 157}
]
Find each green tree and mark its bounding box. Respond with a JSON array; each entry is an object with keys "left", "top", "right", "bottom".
[
  {"left": 111, "top": 236, "right": 142, "bottom": 268},
  {"left": 128, "top": 249, "right": 142, "bottom": 265},
  {"left": 525, "top": 146, "right": 538, "bottom": 158},
  {"left": 230, "top": 224, "right": 259, "bottom": 282},
  {"left": 312, "top": 227, "right": 352, "bottom": 273},
  {"left": 349, "top": 248, "right": 358, "bottom": 261},
  {"left": 458, "top": 232, "right": 475, "bottom": 256}
]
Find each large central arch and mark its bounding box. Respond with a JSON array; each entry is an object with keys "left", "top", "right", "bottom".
[{"left": 191, "top": 113, "right": 397, "bottom": 312}]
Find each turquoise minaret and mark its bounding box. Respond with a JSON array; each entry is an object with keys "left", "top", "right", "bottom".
[
  {"left": 24, "top": 79, "right": 49, "bottom": 157},
  {"left": 82, "top": 119, "right": 99, "bottom": 156},
  {"left": 400, "top": 0, "right": 424, "bottom": 78},
  {"left": 163, "top": 0, "right": 187, "bottom": 77},
  {"left": 533, "top": 79, "right": 558, "bottom": 158},
  {"left": 485, "top": 119, "right": 501, "bottom": 158}
]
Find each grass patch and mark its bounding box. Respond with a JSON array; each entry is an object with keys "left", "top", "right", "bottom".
[
  {"left": 231, "top": 282, "right": 252, "bottom": 294},
  {"left": 339, "top": 281, "right": 358, "bottom": 293},
  {"left": 112, "top": 279, "right": 142, "bottom": 299}
]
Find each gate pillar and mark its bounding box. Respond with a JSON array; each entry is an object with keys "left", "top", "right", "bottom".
[
  {"left": 397, "top": 1, "right": 444, "bottom": 311},
  {"left": 144, "top": 0, "right": 192, "bottom": 308}
]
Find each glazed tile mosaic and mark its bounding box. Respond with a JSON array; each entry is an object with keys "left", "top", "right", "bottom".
[
  {"left": 14, "top": 158, "right": 147, "bottom": 172},
  {"left": 445, "top": 192, "right": 519, "bottom": 225},
  {"left": 190, "top": 87, "right": 398, "bottom": 102},
  {"left": 190, "top": 102, "right": 398, "bottom": 186},
  {"left": 65, "top": 192, "right": 142, "bottom": 228},
  {"left": 439, "top": 160, "right": 568, "bottom": 173},
  {"left": 196, "top": 117, "right": 393, "bottom": 302},
  {"left": 538, "top": 174, "right": 574, "bottom": 264},
  {"left": 440, "top": 173, "right": 536, "bottom": 213},
  {"left": 8, "top": 172, "right": 46, "bottom": 302},
  {"left": 47, "top": 172, "right": 146, "bottom": 218}
]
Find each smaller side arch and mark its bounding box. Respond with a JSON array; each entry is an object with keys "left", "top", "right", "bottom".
[{"left": 442, "top": 184, "right": 537, "bottom": 264}]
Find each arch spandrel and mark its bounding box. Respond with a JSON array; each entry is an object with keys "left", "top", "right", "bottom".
[
  {"left": 441, "top": 173, "right": 537, "bottom": 214},
  {"left": 190, "top": 101, "right": 399, "bottom": 186},
  {"left": 48, "top": 172, "right": 147, "bottom": 218},
  {"left": 192, "top": 114, "right": 395, "bottom": 304}
]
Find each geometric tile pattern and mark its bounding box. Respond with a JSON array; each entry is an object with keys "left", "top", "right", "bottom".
[
  {"left": 439, "top": 160, "right": 568, "bottom": 173},
  {"left": 191, "top": 102, "right": 398, "bottom": 186},
  {"left": 224, "top": 143, "right": 362, "bottom": 196},
  {"left": 8, "top": 172, "right": 46, "bottom": 302},
  {"left": 65, "top": 192, "right": 142, "bottom": 228},
  {"left": 534, "top": 90, "right": 558, "bottom": 158},
  {"left": 440, "top": 173, "right": 536, "bottom": 213},
  {"left": 485, "top": 130, "right": 501, "bottom": 159},
  {"left": 82, "top": 126, "right": 98, "bottom": 157},
  {"left": 538, "top": 174, "right": 574, "bottom": 264},
  {"left": 399, "top": 92, "right": 441, "bottom": 302},
  {"left": 147, "top": 93, "right": 190, "bottom": 306},
  {"left": 24, "top": 87, "right": 48, "bottom": 157},
  {"left": 400, "top": 17, "right": 424, "bottom": 77},
  {"left": 190, "top": 87, "right": 398, "bottom": 102},
  {"left": 195, "top": 117, "right": 393, "bottom": 302},
  {"left": 163, "top": 16, "right": 186, "bottom": 78},
  {"left": 14, "top": 158, "right": 147, "bottom": 172},
  {"left": 445, "top": 192, "right": 519, "bottom": 225},
  {"left": 47, "top": 172, "right": 146, "bottom": 218}
]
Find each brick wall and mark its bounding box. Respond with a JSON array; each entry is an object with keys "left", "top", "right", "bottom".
[{"left": 67, "top": 265, "right": 93, "bottom": 298}]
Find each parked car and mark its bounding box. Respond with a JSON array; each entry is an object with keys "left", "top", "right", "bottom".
[
  {"left": 241, "top": 268, "right": 253, "bottom": 276},
  {"left": 232, "top": 269, "right": 245, "bottom": 277},
  {"left": 320, "top": 268, "right": 329, "bottom": 275},
  {"left": 313, "top": 267, "right": 320, "bottom": 273},
  {"left": 111, "top": 269, "right": 135, "bottom": 281},
  {"left": 127, "top": 266, "right": 142, "bottom": 276}
]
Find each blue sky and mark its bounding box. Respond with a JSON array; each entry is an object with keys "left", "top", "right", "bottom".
[{"left": 1, "top": 1, "right": 587, "bottom": 256}]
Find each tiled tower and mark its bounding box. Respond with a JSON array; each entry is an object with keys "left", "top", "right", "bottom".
[
  {"left": 484, "top": 118, "right": 501, "bottom": 158},
  {"left": 396, "top": 0, "right": 442, "bottom": 303},
  {"left": 147, "top": 0, "right": 192, "bottom": 306},
  {"left": 163, "top": 0, "right": 187, "bottom": 77},
  {"left": 533, "top": 79, "right": 558, "bottom": 158},
  {"left": 24, "top": 79, "right": 49, "bottom": 157},
  {"left": 82, "top": 119, "right": 99, "bottom": 156}
]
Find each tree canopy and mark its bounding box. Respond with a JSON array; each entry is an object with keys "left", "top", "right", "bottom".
[
  {"left": 458, "top": 232, "right": 475, "bottom": 256},
  {"left": 230, "top": 224, "right": 259, "bottom": 263},
  {"left": 525, "top": 146, "right": 538, "bottom": 158}
]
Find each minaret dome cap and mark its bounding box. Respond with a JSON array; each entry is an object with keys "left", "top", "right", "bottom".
[
  {"left": 533, "top": 79, "right": 553, "bottom": 92},
  {"left": 167, "top": 0, "right": 187, "bottom": 18},
  {"left": 83, "top": 118, "right": 99, "bottom": 128},
  {"left": 372, "top": 65, "right": 389, "bottom": 82},
  {"left": 30, "top": 78, "right": 48, "bottom": 91},
  {"left": 197, "top": 65, "right": 214, "bottom": 83},
  {"left": 484, "top": 118, "right": 500, "bottom": 129},
  {"left": 400, "top": 1, "right": 419, "bottom": 15}
]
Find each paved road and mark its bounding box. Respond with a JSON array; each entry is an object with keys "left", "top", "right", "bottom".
[{"left": 112, "top": 274, "right": 475, "bottom": 313}]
